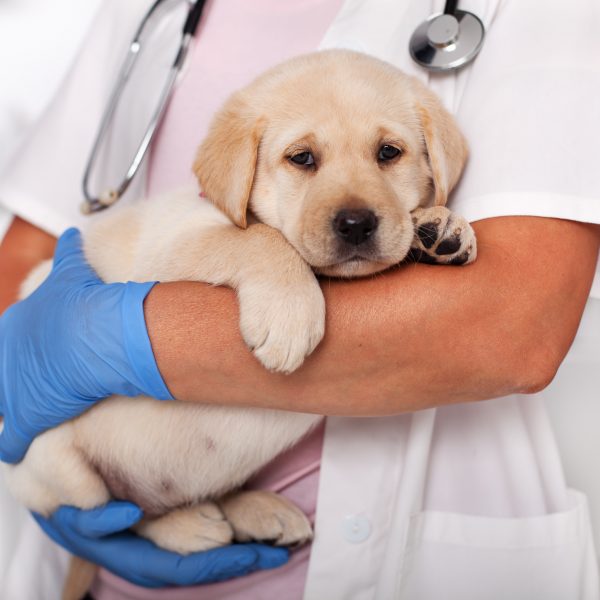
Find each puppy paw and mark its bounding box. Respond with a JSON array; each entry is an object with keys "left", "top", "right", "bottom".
[
  {"left": 238, "top": 271, "right": 325, "bottom": 373},
  {"left": 134, "top": 502, "right": 233, "bottom": 554},
  {"left": 219, "top": 490, "right": 313, "bottom": 548},
  {"left": 407, "top": 206, "right": 477, "bottom": 266}
]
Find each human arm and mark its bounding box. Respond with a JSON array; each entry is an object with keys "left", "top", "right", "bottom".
[
  {"left": 2, "top": 215, "right": 598, "bottom": 438},
  {"left": 0, "top": 216, "right": 56, "bottom": 310},
  {"left": 145, "top": 215, "right": 600, "bottom": 415}
]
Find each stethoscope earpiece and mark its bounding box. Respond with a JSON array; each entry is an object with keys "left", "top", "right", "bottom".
[{"left": 409, "top": 6, "right": 485, "bottom": 72}]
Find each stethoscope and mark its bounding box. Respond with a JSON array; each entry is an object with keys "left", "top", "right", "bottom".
[
  {"left": 81, "top": 0, "right": 485, "bottom": 215},
  {"left": 410, "top": 0, "right": 485, "bottom": 71}
]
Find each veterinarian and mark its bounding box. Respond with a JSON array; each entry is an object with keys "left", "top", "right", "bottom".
[{"left": 1, "top": 1, "right": 600, "bottom": 599}]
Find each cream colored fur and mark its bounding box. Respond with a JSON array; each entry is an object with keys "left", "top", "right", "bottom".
[{"left": 3, "top": 50, "right": 476, "bottom": 561}]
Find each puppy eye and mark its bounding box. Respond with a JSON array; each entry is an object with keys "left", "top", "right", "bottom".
[
  {"left": 290, "top": 152, "right": 315, "bottom": 166},
  {"left": 378, "top": 145, "right": 402, "bottom": 162}
]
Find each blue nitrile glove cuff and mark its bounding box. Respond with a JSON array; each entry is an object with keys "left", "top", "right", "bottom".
[{"left": 121, "top": 281, "right": 173, "bottom": 401}]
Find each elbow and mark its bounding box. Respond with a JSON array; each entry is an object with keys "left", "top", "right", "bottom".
[
  {"left": 516, "top": 361, "right": 559, "bottom": 395},
  {"left": 511, "top": 341, "right": 563, "bottom": 396},
  {"left": 483, "top": 317, "right": 566, "bottom": 398},
  {"left": 485, "top": 300, "right": 575, "bottom": 398}
]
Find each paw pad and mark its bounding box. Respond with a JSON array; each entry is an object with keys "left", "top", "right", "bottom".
[
  {"left": 409, "top": 207, "right": 477, "bottom": 267},
  {"left": 436, "top": 236, "right": 462, "bottom": 255},
  {"left": 417, "top": 222, "right": 439, "bottom": 249},
  {"left": 449, "top": 252, "right": 470, "bottom": 265}
]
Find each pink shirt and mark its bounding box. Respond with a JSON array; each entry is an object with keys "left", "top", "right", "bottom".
[
  {"left": 91, "top": 0, "right": 343, "bottom": 598},
  {"left": 147, "top": 0, "right": 344, "bottom": 196}
]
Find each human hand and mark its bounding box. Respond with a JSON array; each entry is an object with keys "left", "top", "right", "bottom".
[
  {"left": 0, "top": 228, "right": 172, "bottom": 464},
  {"left": 33, "top": 502, "right": 288, "bottom": 587}
]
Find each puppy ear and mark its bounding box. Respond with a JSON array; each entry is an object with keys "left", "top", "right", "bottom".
[
  {"left": 193, "top": 94, "right": 265, "bottom": 228},
  {"left": 417, "top": 92, "right": 468, "bottom": 206}
]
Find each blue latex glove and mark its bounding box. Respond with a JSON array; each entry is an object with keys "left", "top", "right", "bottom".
[
  {"left": 0, "top": 228, "right": 173, "bottom": 464},
  {"left": 33, "top": 502, "right": 288, "bottom": 587}
]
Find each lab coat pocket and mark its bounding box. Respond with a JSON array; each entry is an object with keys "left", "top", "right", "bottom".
[{"left": 400, "top": 490, "right": 598, "bottom": 600}]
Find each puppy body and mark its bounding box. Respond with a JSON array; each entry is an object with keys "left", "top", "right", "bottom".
[
  {"left": 3, "top": 50, "right": 476, "bottom": 555},
  {"left": 6, "top": 188, "right": 323, "bottom": 551}
]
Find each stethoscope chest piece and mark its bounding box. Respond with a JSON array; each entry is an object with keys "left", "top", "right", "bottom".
[{"left": 409, "top": 10, "right": 484, "bottom": 72}]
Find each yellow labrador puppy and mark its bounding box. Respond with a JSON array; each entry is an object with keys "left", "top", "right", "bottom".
[{"left": 3, "top": 50, "right": 476, "bottom": 558}]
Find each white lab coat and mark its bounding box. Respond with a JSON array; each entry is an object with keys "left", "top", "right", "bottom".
[
  {"left": 0, "top": 0, "right": 101, "bottom": 241},
  {"left": 1, "top": 1, "right": 600, "bottom": 599}
]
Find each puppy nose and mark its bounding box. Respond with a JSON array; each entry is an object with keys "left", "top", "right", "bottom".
[{"left": 333, "top": 209, "right": 378, "bottom": 245}]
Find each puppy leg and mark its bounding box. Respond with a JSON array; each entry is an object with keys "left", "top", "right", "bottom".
[
  {"left": 141, "top": 222, "right": 326, "bottom": 373},
  {"left": 219, "top": 490, "right": 312, "bottom": 547},
  {"left": 134, "top": 502, "right": 233, "bottom": 554},
  {"left": 234, "top": 227, "right": 326, "bottom": 373},
  {"left": 2, "top": 423, "right": 110, "bottom": 515},
  {"left": 194, "top": 223, "right": 326, "bottom": 374},
  {"left": 408, "top": 206, "right": 477, "bottom": 266}
]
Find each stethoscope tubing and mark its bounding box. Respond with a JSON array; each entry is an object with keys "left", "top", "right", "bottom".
[
  {"left": 443, "top": 0, "right": 459, "bottom": 15},
  {"left": 81, "top": 0, "right": 208, "bottom": 214}
]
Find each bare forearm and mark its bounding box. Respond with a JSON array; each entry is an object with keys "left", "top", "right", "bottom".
[
  {"left": 0, "top": 217, "right": 56, "bottom": 313},
  {"left": 146, "top": 270, "right": 522, "bottom": 414},
  {"left": 146, "top": 217, "right": 600, "bottom": 416}
]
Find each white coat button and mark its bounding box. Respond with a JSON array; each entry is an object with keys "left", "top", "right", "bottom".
[{"left": 342, "top": 514, "right": 372, "bottom": 543}]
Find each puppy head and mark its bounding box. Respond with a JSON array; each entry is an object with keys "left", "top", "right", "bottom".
[{"left": 194, "top": 50, "right": 467, "bottom": 277}]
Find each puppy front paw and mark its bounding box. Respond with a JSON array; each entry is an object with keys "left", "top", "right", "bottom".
[
  {"left": 134, "top": 502, "right": 233, "bottom": 554},
  {"left": 238, "top": 270, "right": 325, "bottom": 373},
  {"left": 408, "top": 206, "right": 477, "bottom": 266},
  {"left": 219, "top": 490, "right": 313, "bottom": 547}
]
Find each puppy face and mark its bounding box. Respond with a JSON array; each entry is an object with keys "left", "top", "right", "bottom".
[{"left": 195, "top": 50, "right": 467, "bottom": 277}]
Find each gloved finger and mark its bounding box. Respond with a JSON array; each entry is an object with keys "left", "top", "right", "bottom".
[
  {"left": 52, "top": 228, "right": 100, "bottom": 282},
  {"left": 245, "top": 543, "right": 290, "bottom": 571},
  {"left": 53, "top": 228, "right": 83, "bottom": 267},
  {"left": 0, "top": 422, "right": 29, "bottom": 464},
  {"left": 52, "top": 502, "right": 144, "bottom": 538},
  {"left": 89, "top": 537, "right": 260, "bottom": 587},
  {"left": 141, "top": 542, "right": 289, "bottom": 586}
]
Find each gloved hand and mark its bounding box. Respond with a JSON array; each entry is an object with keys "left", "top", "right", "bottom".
[
  {"left": 33, "top": 502, "right": 288, "bottom": 587},
  {"left": 0, "top": 228, "right": 173, "bottom": 464}
]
